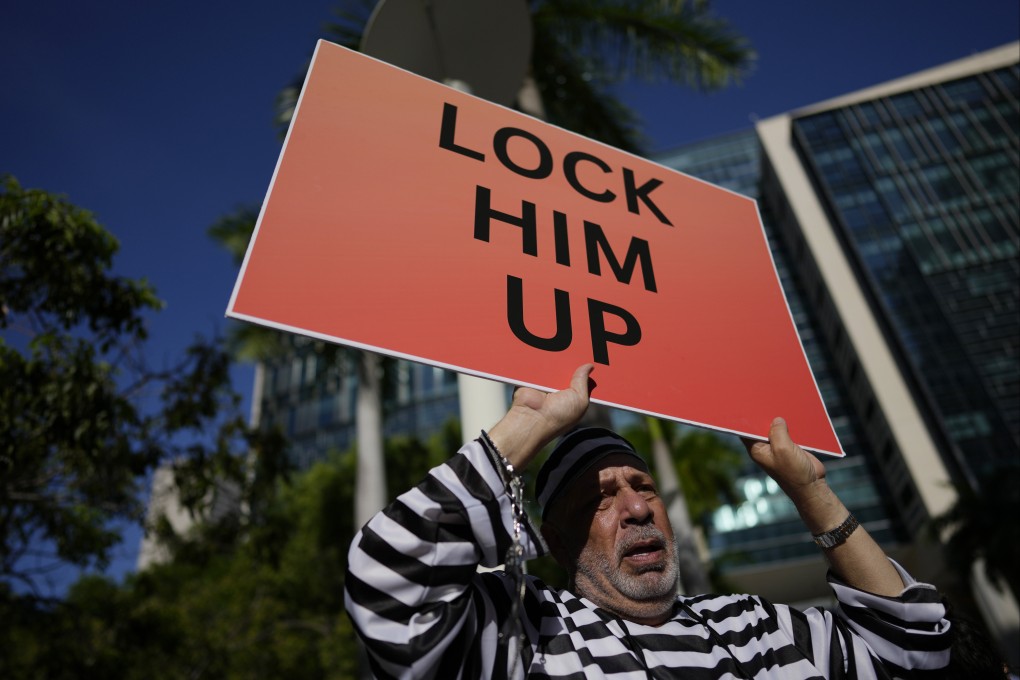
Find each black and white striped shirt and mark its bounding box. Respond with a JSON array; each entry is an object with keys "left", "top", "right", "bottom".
[{"left": 345, "top": 439, "right": 950, "bottom": 679}]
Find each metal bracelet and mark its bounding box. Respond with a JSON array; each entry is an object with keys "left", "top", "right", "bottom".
[
  {"left": 812, "top": 512, "right": 860, "bottom": 549},
  {"left": 479, "top": 429, "right": 527, "bottom": 671}
]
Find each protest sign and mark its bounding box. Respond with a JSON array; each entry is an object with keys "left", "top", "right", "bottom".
[{"left": 227, "top": 40, "right": 843, "bottom": 456}]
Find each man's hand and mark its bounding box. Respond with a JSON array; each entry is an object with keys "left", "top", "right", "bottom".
[
  {"left": 487, "top": 364, "right": 595, "bottom": 471},
  {"left": 743, "top": 417, "right": 844, "bottom": 534},
  {"left": 744, "top": 417, "right": 827, "bottom": 500},
  {"left": 508, "top": 363, "right": 594, "bottom": 432},
  {"left": 746, "top": 418, "right": 906, "bottom": 595}
]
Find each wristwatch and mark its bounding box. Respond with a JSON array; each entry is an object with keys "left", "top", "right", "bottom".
[{"left": 812, "top": 513, "right": 859, "bottom": 549}]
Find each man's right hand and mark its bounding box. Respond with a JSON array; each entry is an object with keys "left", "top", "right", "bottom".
[{"left": 487, "top": 364, "right": 595, "bottom": 471}]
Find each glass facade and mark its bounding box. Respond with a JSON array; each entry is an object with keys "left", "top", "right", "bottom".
[
  {"left": 792, "top": 64, "right": 1020, "bottom": 484},
  {"left": 656, "top": 131, "right": 903, "bottom": 567},
  {"left": 256, "top": 335, "right": 460, "bottom": 470}
]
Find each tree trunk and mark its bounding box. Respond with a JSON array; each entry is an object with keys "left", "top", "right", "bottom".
[
  {"left": 646, "top": 417, "right": 712, "bottom": 595},
  {"left": 457, "top": 374, "right": 507, "bottom": 445},
  {"left": 355, "top": 351, "right": 386, "bottom": 528}
]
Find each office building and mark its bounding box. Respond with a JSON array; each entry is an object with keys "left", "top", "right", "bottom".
[
  {"left": 653, "top": 45, "right": 1018, "bottom": 652},
  {"left": 656, "top": 131, "right": 908, "bottom": 578}
]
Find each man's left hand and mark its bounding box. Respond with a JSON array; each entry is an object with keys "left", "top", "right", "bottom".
[{"left": 744, "top": 417, "right": 827, "bottom": 504}]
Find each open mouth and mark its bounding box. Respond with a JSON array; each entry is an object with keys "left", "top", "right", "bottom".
[{"left": 622, "top": 539, "right": 665, "bottom": 562}]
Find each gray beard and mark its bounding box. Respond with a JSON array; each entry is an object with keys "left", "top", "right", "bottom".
[{"left": 574, "top": 527, "right": 680, "bottom": 618}]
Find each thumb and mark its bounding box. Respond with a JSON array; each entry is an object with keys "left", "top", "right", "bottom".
[
  {"left": 570, "top": 363, "right": 595, "bottom": 396},
  {"left": 768, "top": 417, "right": 790, "bottom": 447}
]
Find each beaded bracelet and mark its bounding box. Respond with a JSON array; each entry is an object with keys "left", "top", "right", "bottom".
[
  {"left": 480, "top": 429, "right": 517, "bottom": 485},
  {"left": 478, "top": 431, "right": 525, "bottom": 556}
]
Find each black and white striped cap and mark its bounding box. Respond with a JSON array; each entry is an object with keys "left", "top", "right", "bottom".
[{"left": 535, "top": 427, "right": 646, "bottom": 519}]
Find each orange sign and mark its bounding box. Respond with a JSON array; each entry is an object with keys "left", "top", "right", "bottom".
[{"left": 227, "top": 40, "right": 843, "bottom": 456}]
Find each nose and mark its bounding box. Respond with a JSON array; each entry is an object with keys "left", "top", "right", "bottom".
[{"left": 617, "top": 487, "right": 652, "bottom": 525}]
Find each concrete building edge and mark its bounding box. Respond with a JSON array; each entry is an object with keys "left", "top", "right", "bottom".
[
  {"left": 754, "top": 114, "right": 955, "bottom": 523},
  {"left": 793, "top": 42, "right": 1020, "bottom": 119}
]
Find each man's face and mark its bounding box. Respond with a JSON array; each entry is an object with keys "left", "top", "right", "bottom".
[{"left": 545, "top": 453, "right": 678, "bottom": 624}]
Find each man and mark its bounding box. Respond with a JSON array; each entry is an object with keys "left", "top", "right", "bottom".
[{"left": 345, "top": 365, "right": 950, "bottom": 678}]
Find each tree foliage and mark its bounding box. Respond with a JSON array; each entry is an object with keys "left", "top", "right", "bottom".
[
  {"left": 530, "top": 0, "right": 754, "bottom": 151},
  {"left": 1, "top": 175, "right": 168, "bottom": 590},
  {"left": 1, "top": 414, "right": 454, "bottom": 679},
  {"left": 0, "top": 174, "right": 275, "bottom": 607}
]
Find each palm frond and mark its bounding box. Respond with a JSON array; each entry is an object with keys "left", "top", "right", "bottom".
[
  {"left": 532, "top": 23, "right": 647, "bottom": 152},
  {"left": 207, "top": 206, "right": 259, "bottom": 266},
  {"left": 323, "top": 0, "right": 378, "bottom": 50},
  {"left": 533, "top": 0, "right": 755, "bottom": 89}
]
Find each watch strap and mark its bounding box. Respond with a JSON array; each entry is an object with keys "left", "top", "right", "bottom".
[{"left": 812, "top": 513, "right": 859, "bottom": 549}]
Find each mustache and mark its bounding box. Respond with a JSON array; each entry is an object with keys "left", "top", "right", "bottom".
[{"left": 616, "top": 525, "right": 669, "bottom": 561}]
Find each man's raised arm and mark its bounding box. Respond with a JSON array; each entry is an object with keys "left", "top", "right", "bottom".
[
  {"left": 344, "top": 364, "right": 593, "bottom": 678},
  {"left": 746, "top": 417, "right": 905, "bottom": 595}
]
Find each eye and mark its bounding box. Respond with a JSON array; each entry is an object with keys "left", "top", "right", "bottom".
[
  {"left": 579, "top": 493, "right": 610, "bottom": 512},
  {"left": 637, "top": 483, "right": 658, "bottom": 498}
]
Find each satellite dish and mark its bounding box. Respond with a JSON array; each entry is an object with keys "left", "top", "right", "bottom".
[{"left": 361, "top": 0, "right": 532, "bottom": 106}]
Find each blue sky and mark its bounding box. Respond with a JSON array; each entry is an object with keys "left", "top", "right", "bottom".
[{"left": 2, "top": 1, "right": 1017, "bottom": 587}]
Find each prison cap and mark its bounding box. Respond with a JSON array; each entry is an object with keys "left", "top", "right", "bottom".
[{"left": 535, "top": 427, "right": 645, "bottom": 520}]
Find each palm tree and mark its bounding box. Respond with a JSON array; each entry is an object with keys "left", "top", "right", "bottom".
[
  {"left": 528, "top": 0, "right": 754, "bottom": 152},
  {"left": 353, "top": 351, "right": 386, "bottom": 527},
  {"left": 279, "top": 0, "right": 754, "bottom": 155}
]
